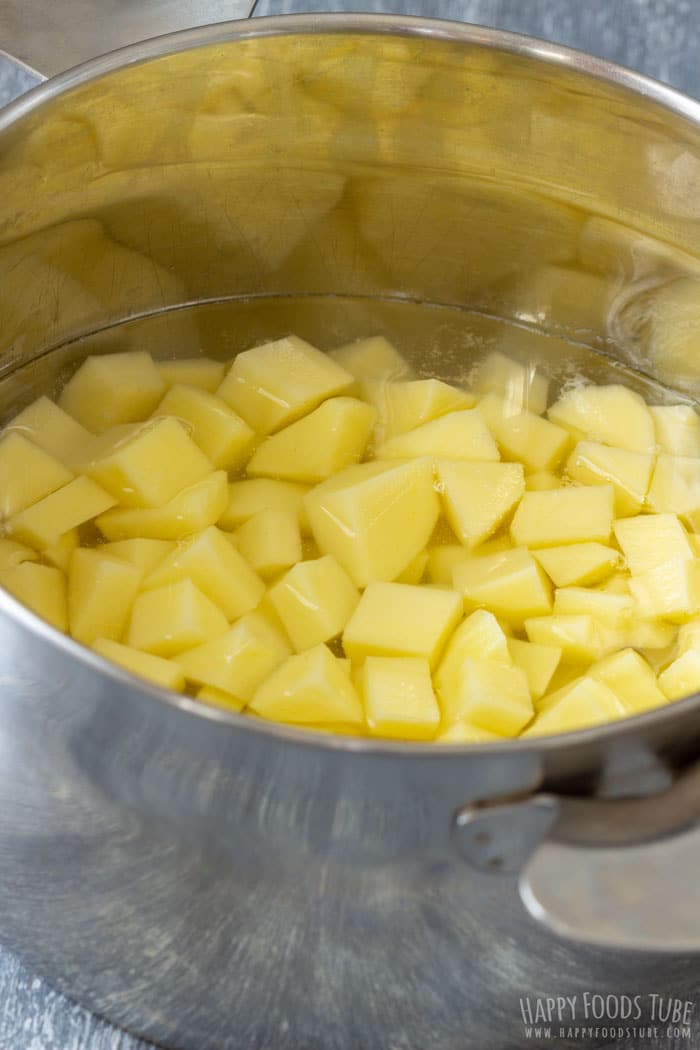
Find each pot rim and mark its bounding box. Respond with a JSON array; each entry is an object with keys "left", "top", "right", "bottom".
[{"left": 2, "top": 12, "right": 700, "bottom": 755}]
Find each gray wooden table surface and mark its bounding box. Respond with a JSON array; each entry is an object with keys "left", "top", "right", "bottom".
[{"left": 0, "top": 2, "right": 699, "bottom": 1048}]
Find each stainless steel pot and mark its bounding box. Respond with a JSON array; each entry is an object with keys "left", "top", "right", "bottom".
[{"left": 1, "top": 13, "right": 700, "bottom": 1050}]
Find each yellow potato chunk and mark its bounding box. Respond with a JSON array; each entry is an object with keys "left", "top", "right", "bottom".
[
  {"left": 268, "top": 555, "right": 360, "bottom": 652},
  {"left": 454, "top": 548, "right": 552, "bottom": 626},
  {"left": 360, "top": 656, "right": 440, "bottom": 740},
  {"left": 435, "top": 721, "right": 504, "bottom": 743},
  {"left": 647, "top": 454, "right": 700, "bottom": 528},
  {"left": 235, "top": 509, "right": 302, "bottom": 579},
  {"left": 343, "top": 581, "right": 462, "bottom": 667},
  {"left": 92, "top": 637, "right": 185, "bottom": 692},
  {"left": 218, "top": 335, "right": 354, "bottom": 434},
  {"left": 250, "top": 644, "right": 364, "bottom": 725},
  {"left": 219, "top": 478, "right": 310, "bottom": 531},
  {"left": 629, "top": 557, "right": 700, "bottom": 622},
  {"left": 646, "top": 277, "right": 700, "bottom": 389},
  {"left": 78, "top": 417, "right": 213, "bottom": 508},
  {"left": 9, "top": 476, "right": 116, "bottom": 549},
  {"left": 96, "top": 470, "right": 228, "bottom": 541},
  {"left": 102, "top": 538, "right": 174, "bottom": 575},
  {"left": 478, "top": 394, "right": 570, "bottom": 472},
  {"left": 304, "top": 459, "right": 439, "bottom": 587},
  {"left": 533, "top": 542, "right": 620, "bottom": 587},
  {"left": 625, "top": 618, "right": 676, "bottom": 652},
  {"left": 440, "top": 658, "right": 533, "bottom": 735},
  {"left": 553, "top": 587, "right": 634, "bottom": 628},
  {"left": 437, "top": 460, "right": 525, "bottom": 549},
  {"left": 59, "top": 351, "right": 165, "bottom": 432},
  {"left": 525, "top": 614, "right": 614, "bottom": 663},
  {"left": 157, "top": 358, "right": 225, "bottom": 392},
  {"left": 507, "top": 638, "right": 562, "bottom": 700},
  {"left": 42, "top": 529, "right": 80, "bottom": 573},
  {"left": 394, "top": 549, "right": 428, "bottom": 584},
  {"left": 510, "top": 485, "right": 614, "bottom": 547},
  {"left": 177, "top": 610, "right": 291, "bottom": 699},
  {"left": 524, "top": 677, "right": 625, "bottom": 736},
  {"left": 566, "top": 441, "right": 654, "bottom": 516},
  {"left": 548, "top": 383, "right": 655, "bottom": 453},
  {"left": 367, "top": 379, "right": 474, "bottom": 440},
  {"left": 247, "top": 397, "right": 375, "bottom": 482},
  {"left": 525, "top": 471, "right": 562, "bottom": 491},
  {"left": 472, "top": 351, "right": 549, "bottom": 415},
  {"left": 427, "top": 544, "right": 470, "bottom": 586},
  {"left": 0, "top": 433, "right": 73, "bottom": 518},
  {"left": 651, "top": 404, "right": 700, "bottom": 458},
  {"left": 589, "top": 649, "right": 666, "bottom": 714},
  {"left": 613, "top": 513, "right": 692, "bottom": 575},
  {"left": 0, "top": 538, "right": 38, "bottom": 570},
  {"left": 375, "top": 409, "right": 499, "bottom": 462},
  {"left": 435, "top": 609, "right": 511, "bottom": 703},
  {"left": 196, "top": 685, "right": 246, "bottom": 712},
  {"left": 658, "top": 649, "right": 700, "bottom": 700},
  {"left": 153, "top": 385, "right": 254, "bottom": 470},
  {"left": 68, "top": 548, "right": 142, "bottom": 645},
  {"left": 144, "top": 525, "right": 265, "bottom": 621},
  {"left": 127, "top": 578, "right": 228, "bottom": 656},
  {"left": 0, "top": 562, "right": 67, "bottom": 630},
  {"left": 328, "top": 335, "right": 412, "bottom": 383},
  {"left": 5, "top": 395, "right": 92, "bottom": 464}
]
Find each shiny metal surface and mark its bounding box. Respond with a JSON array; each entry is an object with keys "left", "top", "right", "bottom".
[{"left": 1, "top": 14, "right": 700, "bottom": 1048}]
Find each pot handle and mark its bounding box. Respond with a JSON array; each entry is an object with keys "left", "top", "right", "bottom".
[
  {"left": 453, "top": 756, "right": 700, "bottom": 951},
  {"left": 0, "top": 0, "right": 255, "bottom": 84}
]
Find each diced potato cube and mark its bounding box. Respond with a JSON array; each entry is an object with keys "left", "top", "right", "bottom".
[
  {"left": 589, "top": 648, "right": 666, "bottom": 714},
  {"left": 525, "top": 613, "right": 608, "bottom": 663},
  {"left": 0, "top": 562, "right": 67, "bottom": 630},
  {"left": 196, "top": 685, "right": 246, "bottom": 712},
  {"left": 360, "top": 656, "right": 440, "bottom": 740},
  {"left": 547, "top": 383, "right": 655, "bottom": 452},
  {"left": 440, "top": 658, "right": 533, "bottom": 735},
  {"left": 647, "top": 454, "right": 700, "bottom": 528},
  {"left": 176, "top": 610, "right": 291, "bottom": 698},
  {"left": 153, "top": 385, "right": 254, "bottom": 470},
  {"left": 566, "top": 441, "right": 654, "bottom": 516},
  {"left": 96, "top": 470, "right": 228, "bottom": 541},
  {"left": 247, "top": 397, "right": 375, "bottom": 482},
  {"left": 157, "top": 357, "right": 225, "bottom": 392},
  {"left": 437, "top": 460, "right": 525, "bottom": 549},
  {"left": 218, "top": 335, "right": 354, "bottom": 434},
  {"left": 629, "top": 557, "right": 700, "bottom": 622},
  {"left": 127, "top": 578, "right": 228, "bottom": 656},
  {"left": 0, "top": 538, "right": 38, "bottom": 570},
  {"left": 613, "top": 513, "right": 692, "bottom": 575},
  {"left": 304, "top": 459, "right": 439, "bottom": 587},
  {"left": 42, "top": 529, "right": 80, "bottom": 573},
  {"left": 78, "top": 417, "right": 213, "bottom": 508},
  {"left": 343, "top": 581, "right": 462, "bottom": 667},
  {"left": 68, "top": 548, "right": 142, "bottom": 646},
  {"left": 268, "top": 555, "right": 360, "bottom": 652},
  {"left": 92, "top": 637, "right": 185, "bottom": 692},
  {"left": 510, "top": 485, "right": 614, "bottom": 548},
  {"left": 394, "top": 549, "right": 428, "bottom": 584},
  {"left": 651, "top": 404, "right": 700, "bottom": 457},
  {"left": 59, "top": 351, "right": 165, "bottom": 432},
  {"left": 523, "top": 676, "right": 625, "bottom": 736},
  {"left": 102, "top": 538, "right": 174, "bottom": 575},
  {"left": 144, "top": 525, "right": 264, "bottom": 621},
  {"left": 329, "top": 335, "right": 412, "bottom": 383},
  {"left": 646, "top": 277, "right": 700, "bottom": 389},
  {"left": 507, "top": 638, "right": 562, "bottom": 700},
  {"left": 5, "top": 395, "right": 92, "bottom": 464},
  {"left": 533, "top": 542, "right": 620, "bottom": 587},
  {"left": 478, "top": 394, "right": 570, "bottom": 472},
  {"left": 658, "top": 649, "right": 700, "bottom": 700},
  {"left": 9, "top": 476, "right": 116, "bottom": 549},
  {"left": 553, "top": 587, "right": 634, "bottom": 628},
  {"left": 367, "top": 379, "right": 474, "bottom": 441},
  {"left": 472, "top": 351, "right": 549, "bottom": 415},
  {"left": 454, "top": 548, "right": 552, "bottom": 626},
  {"left": 375, "top": 409, "right": 499, "bottom": 462},
  {"left": 525, "top": 471, "right": 562, "bottom": 491},
  {"left": 0, "top": 433, "right": 73, "bottom": 518},
  {"left": 435, "top": 609, "right": 511, "bottom": 699},
  {"left": 435, "top": 721, "right": 504, "bottom": 743},
  {"left": 235, "top": 509, "right": 302, "bottom": 579},
  {"left": 676, "top": 618, "right": 700, "bottom": 656},
  {"left": 624, "top": 618, "right": 677, "bottom": 651},
  {"left": 219, "top": 478, "right": 310, "bottom": 532},
  {"left": 427, "top": 544, "right": 470, "bottom": 586},
  {"left": 250, "top": 644, "right": 364, "bottom": 725}
]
